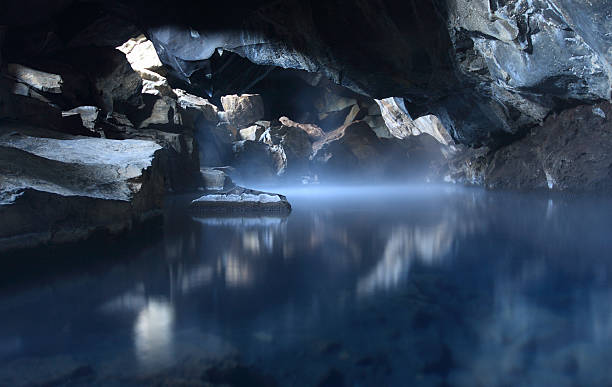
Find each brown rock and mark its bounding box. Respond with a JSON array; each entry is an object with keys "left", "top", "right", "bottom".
[
  {"left": 220, "top": 94, "right": 264, "bottom": 128},
  {"left": 279, "top": 116, "right": 325, "bottom": 140}
]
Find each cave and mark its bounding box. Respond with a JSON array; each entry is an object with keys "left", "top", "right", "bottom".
[{"left": 1, "top": 1, "right": 612, "bottom": 386}]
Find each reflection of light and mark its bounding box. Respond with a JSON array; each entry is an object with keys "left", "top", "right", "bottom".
[
  {"left": 357, "top": 224, "right": 453, "bottom": 295},
  {"left": 181, "top": 264, "right": 213, "bottom": 294},
  {"left": 222, "top": 255, "right": 252, "bottom": 287},
  {"left": 242, "top": 232, "right": 261, "bottom": 254},
  {"left": 134, "top": 299, "right": 174, "bottom": 369}
]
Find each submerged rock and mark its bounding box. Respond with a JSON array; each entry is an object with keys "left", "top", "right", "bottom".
[
  {"left": 190, "top": 186, "right": 291, "bottom": 214},
  {"left": 0, "top": 125, "right": 165, "bottom": 252}
]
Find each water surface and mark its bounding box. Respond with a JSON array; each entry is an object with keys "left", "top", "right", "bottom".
[{"left": 1, "top": 185, "right": 612, "bottom": 386}]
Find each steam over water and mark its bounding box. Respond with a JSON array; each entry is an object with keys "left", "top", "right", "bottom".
[{"left": 1, "top": 185, "right": 612, "bottom": 386}]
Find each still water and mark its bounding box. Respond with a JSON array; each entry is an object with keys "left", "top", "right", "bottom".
[{"left": 1, "top": 185, "right": 612, "bottom": 386}]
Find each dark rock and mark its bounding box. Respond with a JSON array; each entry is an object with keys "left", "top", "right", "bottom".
[
  {"left": 231, "top": 140, "right": 278, "bottom": 182},
  {"left": 69, "top": 47, "right": 142, "bottom": 114},
  {"left": 485, "top": 102, "right": 612, "bottom": 192}
]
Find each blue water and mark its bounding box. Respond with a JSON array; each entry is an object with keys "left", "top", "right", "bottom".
[{"left": 1, "top": 185, "right": 612, "bottom": 386}]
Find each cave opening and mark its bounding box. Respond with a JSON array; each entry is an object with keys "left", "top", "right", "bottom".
[{"left": 2, "top": 1, "right": 612, "bottom": 386}]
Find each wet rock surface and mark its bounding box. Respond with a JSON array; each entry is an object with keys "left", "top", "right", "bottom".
[{"left": 191, "top": 186, "right": 291, "bottom": 215}]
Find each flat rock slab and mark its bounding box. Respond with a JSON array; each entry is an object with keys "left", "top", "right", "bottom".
[
  {"left": 190, "top": 187, "right": 291, "bottom": 214},
  {"left": 0, "top": 127, "right": 164, "bottom": 252}
]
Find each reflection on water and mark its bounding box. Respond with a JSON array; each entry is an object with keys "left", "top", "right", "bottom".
[{"left": 1, "top": 185, "right": 612, "bottom": 386}]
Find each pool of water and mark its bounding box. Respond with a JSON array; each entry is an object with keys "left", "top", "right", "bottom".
[{"left": 1, "top": 185, "right": 612, "bottom": 386}]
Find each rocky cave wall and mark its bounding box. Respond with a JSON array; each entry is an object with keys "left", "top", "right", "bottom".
[{"left": 1, "top": 0, "right": 612, "bottom": 250}]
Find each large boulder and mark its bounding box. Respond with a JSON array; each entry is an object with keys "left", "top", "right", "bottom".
[
  {"left": 0, "top": 124, "right": 165, "bottom": 252},
  {"left": 485, "top": 102, "right": 612, "bottom": 192},
  {"left": 190, "top": 186, "right": 291, "bottom": 214},
  {"left": 68, "top": 47, "right": 143, "bottom": 113},
  {"left": 439, "top": 102, "right": 612, "bottom": 192},
  {"left": 231, "top": 140, "right": 278, "bottom": 182},
  {"left": 220, "top": 94, "right": 264, "bottom": 129},
  {"left": 117, "top": 35, "right": 175, "bottom": 97}
]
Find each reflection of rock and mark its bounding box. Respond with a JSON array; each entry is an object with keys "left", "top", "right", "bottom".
[
  {"left": 357, "top": 223, "right": 454, "bottom": 295},
  {"left": 134, "top": 299, "right": 175, "bottom": 369}
]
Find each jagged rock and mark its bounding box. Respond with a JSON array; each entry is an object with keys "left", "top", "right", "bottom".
[
  {"left": 279, "top": 116, "right": 325, "bottom": 140},
  {"left": 62, "top": 106, "right": 100, "bottom": 130},
  {"left": 130, "top": 95, "right": 181, "bottom": 129},
  {"left": 311, "top": 121, "right": 385, "bottom": 176},
  {"left": 175, "top": 89, "right": 219, "bottom": 124},
  {"left": 127, "top": 128, "right": 200, "bottom": 192},
  {"left": 59, "top": 111, "right": 99, "bottom": 137},
  {"left": 198, "top": 123, "right": 235, "bottom": 166},
  {"left": 376, "top": 98, "right": 454, "bottom": 145},
  {"left": 220, "top": 94, "right": 264, "bottom": 128},
  {"left": 70, "top": 47, "right": 142, "bottom": 113},
  {"left": 363, "top": 115, "right": 392, "bottom": 138},
  {"left": 7, "top": 64, "right": 63, "bottom": 94},
  {"left": 117, "top": 34, "right": 165, "bottom": 74},
  {"left": 342, "top": 104, "right": 366, "bottom": 126},
  {"left": 484, "top": 102, "right": 612, "bottom": 192},
  {"left": 277, "top": 126, "right": 312, "bottom": 176},
  {"left": 190, "top": 186, "right": 291, "bottom": 214},
  {"left": 8, "top": 94, "right": 63, "bottom": 130},
  {"left": 239, "top": 125, "right": 265, "bottom": 141},
  {"left": 0, "top": 125, "right": 164, "bottom": 252},
  {"left": 117, "top": 35, "right": 175, "bottom": 97},
  {"left": 231, "top": 140, "right": 278, "bottom": 181}
]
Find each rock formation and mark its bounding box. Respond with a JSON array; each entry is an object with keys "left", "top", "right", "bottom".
[{"left": 0, "top": 124, "right": 164, "bottom": 252}]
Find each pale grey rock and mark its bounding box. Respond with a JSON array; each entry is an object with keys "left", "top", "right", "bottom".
[
  {"left": 376, "top": 98, "right": 455, "bottom": 145},
  {"left": 117, "top": 34, "right": 165, "bottom": 75},
  {"left": 200, "top": 168, "right": 227, "bottom": 191},
  {"left": 190, "top": 186, "right": 291, "bottom": 214},
  {"left": 239, "top": 125, "right": 265, "bottom": 141},
  {"left": 0, "top": 127, "right": 165, "bottom": 251},
  {"left": 7, "top": 63, "right": 63, "bottom": 94}
]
